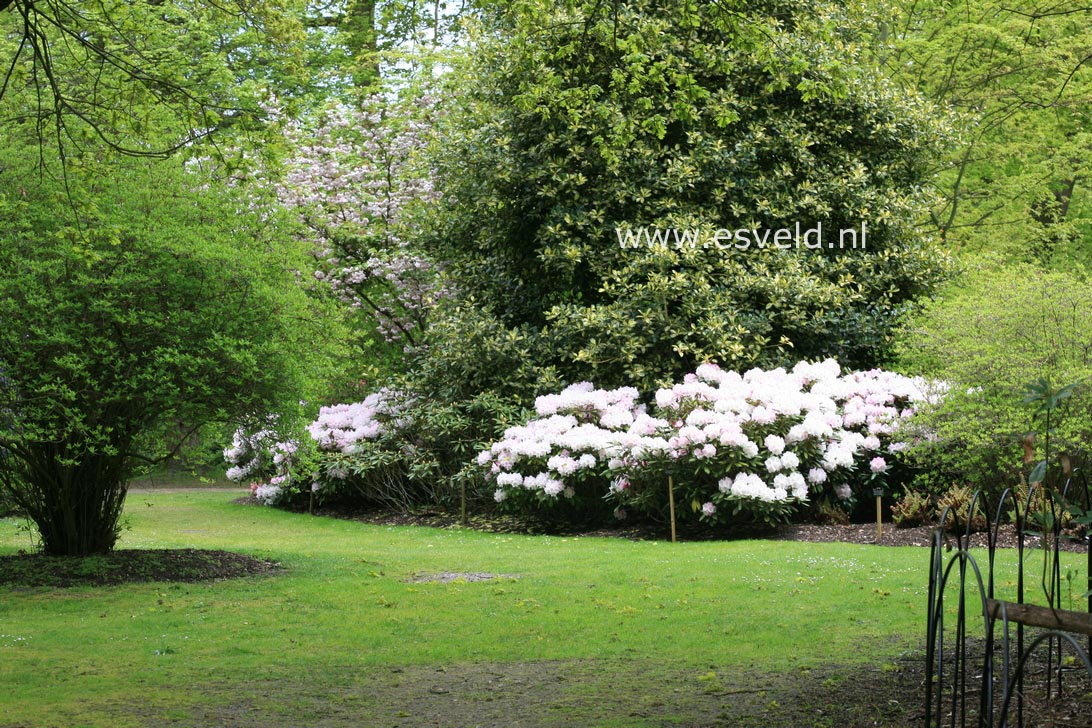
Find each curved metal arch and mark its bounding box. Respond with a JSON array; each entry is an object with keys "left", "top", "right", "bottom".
[
  {"left": 997, "top": 629, "right": 1092, "bottom": 727},
  {"left": 924, "top": 481, "right": 1092, "bottom": 728}
]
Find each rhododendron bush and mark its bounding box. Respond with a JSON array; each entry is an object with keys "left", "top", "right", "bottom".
[
  {"left": 226, "top": 388, "right": 447, "bottom": 509},
  {"left": 478, "top": 360, "right": 926, "bottom": 527},
  {"left": 223, "top": 421, "right": 300, "bottom": 506},
  {"left": 228, "top": 360, "right": 928, "bottom": 527}
]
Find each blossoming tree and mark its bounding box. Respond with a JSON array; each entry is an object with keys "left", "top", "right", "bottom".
[{"left": 274, "top": 93, "right": 446, "bottom": 349}]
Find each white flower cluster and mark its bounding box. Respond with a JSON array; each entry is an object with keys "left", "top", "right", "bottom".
[
  {"left": 227, "top": 389, "right": 412, "bottom": 505},
  {"left": 223, "top": 425, "right": 297, "bottom": 483},
  {"left": 254, "top": 480, "right": 286, "bottom": 506},
  {"left": 476, "top": 381, "right": 673, "bottom": 500},
  {"left": 479, "top": 360, "right": 927, "bottom": 511},
  {"left": 307, "top": 388, "right": 406, "bottom": 453},
  {"left": 223, "top": 420, "right": 299, "bottom": 505}
]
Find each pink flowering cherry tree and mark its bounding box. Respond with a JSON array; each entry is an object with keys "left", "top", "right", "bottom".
[{"left": 275, "top": 94, "right": 446, "bottom": 347}]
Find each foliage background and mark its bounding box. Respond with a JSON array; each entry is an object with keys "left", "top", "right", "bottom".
[
  {"left": 427, "top": 0, "right": 952, "bottom": 397},
  {"left": 894, "top": 259, "right": 1092, "bottom": 496}
]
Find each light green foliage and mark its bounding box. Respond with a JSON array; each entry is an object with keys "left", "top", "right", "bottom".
[
  {"left": 429, "top": 0, "right": 952, "bottom": 393},
  {"left": 0, "top": 0, "right": 311, "bottom": 155},
  {"left": 885, "top": 0, "right": 1092, "bottom": 267},
  {"left": 895, "top": 259, "right": 1092, "bottom": 495},
  {"left": 0, "top": 145, "right": 342, "bottom": 555},
  {"left": 305, "top": 0, "right": 471, "bottom": 93}
]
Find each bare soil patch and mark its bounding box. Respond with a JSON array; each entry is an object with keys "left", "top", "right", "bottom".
[
  {"left": 119, "top": 654, "right": 927, "bottom": 728},
  {"left": 0, "top": 548, "right": 281, "bottom": 588},
  {"left": 405, "top": 571, "right": 519, "bottom": 584}
]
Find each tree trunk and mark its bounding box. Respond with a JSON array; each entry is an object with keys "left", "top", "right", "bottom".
[
  {"left": 343, "top": 0, "right": 380, "bottom": 90},
  {"left": 8, "top": 444, "right": 128, "bottom": 556}
]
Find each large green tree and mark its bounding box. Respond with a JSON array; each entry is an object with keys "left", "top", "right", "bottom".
[
  {"left": 0, "top": 143, "right": 339, "bottom": 556},
  {"left": 427, "top": 0, "right": 952, "bottom": 392},
  {"left": 0, "top": 0, "right": 310, "bottom": 156},
  {"left": 884, "top": 0, "right": 1092, "bottom": 266}
]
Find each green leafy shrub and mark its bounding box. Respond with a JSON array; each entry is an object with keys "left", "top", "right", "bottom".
[
  {"left": 429, "top": 0, "right": 952, "bottom": 394},
  {"left": 0, "top": 147, "right": 341, "bottom": 556},
  {"left": 896, "top": 260, "right": 1092, "bottom": 499}
]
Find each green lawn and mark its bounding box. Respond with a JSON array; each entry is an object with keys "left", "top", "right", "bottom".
[{"left": 0, "top": 489, "right": 1081, "bottom": 727}]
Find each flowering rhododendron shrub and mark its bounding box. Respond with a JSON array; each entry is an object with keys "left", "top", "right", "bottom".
[
  {"left": 479, "top": 360, "right": 927, "bottom": 527},
  {"left": 304, "top": 388, "right": 425, "bottom": 506},
  {"left": 223, "top": 420, "right": 302, "bottom": 506},
  {"left": 307, "top": 388, "right": 408, "bottom": 452},
  {"left": 225, "top": 388, "right": 439, "bottom": 509}
]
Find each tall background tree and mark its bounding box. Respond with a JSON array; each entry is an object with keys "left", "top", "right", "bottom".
[
  {"left": 426, "top": 0, "right": 952, "bottom": 394},
  {"left": 0, "top": 0, "right": 313, "bottom": 156},
  {"left": 883, "top": 0, "right": 1092, "bottom": 266},
  {"left": 271, "top": 0, "right": 956, "bottom": 515}
]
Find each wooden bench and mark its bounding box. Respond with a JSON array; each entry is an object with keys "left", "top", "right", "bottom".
[{"left": 987, "top": 599, "right": 1092, "bottom": 635}]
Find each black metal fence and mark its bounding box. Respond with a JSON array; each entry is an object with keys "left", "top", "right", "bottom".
[{"left": 925, "top": 474, "right": 1092, "bottom": 727}]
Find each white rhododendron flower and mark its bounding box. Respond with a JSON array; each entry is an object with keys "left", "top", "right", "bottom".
[{"left": 477, "top": 360, "right": 927, "bottom": 515}]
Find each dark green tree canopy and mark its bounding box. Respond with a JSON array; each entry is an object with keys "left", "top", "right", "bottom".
[{"left": 429, "top": 0, "right": 952, "bottom": 391}]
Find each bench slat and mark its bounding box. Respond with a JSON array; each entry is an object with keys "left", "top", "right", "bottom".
[{"left": 987, "top": 599, "right": 1092, "bottom": 636}]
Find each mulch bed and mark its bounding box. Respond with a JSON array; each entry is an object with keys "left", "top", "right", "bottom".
[
  {"left": 273, "top": 496, "right": 1090, "bottom": 553},
  {"left": 0, "top": 548, "right": 281, "bottom": 588},
  {"left": 772, "top": 522, "right": 1090, "bottom": 553}
]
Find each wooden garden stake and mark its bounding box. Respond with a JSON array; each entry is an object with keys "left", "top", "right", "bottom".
[
  {"left": 876, "top": 495, "right": 882, "bottom": 539},
  {"left": 668, "top": 476, "right": 677, "bottom": 543},
  {"left": 874, "top": 489, "right": 883, "bottom": 540},
  {"left": 461, "top": 479, "right": 468, "bottom": 527}
]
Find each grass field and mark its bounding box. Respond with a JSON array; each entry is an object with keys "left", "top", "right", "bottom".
[{"left": 0, "top": 488, "right": 1084, "bottom": 727}]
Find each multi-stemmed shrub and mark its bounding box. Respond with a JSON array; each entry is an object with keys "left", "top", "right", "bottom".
[{"left": 895, "top": 260, "right": 1092, "bottom": 498}]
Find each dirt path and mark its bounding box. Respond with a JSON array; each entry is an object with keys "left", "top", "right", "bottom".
[
  {"left": 120, "top": 656, "right": 923, "bottom": 728},
  {"left": 126, "top": 486, "right": 242, "bottom": 494}
]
